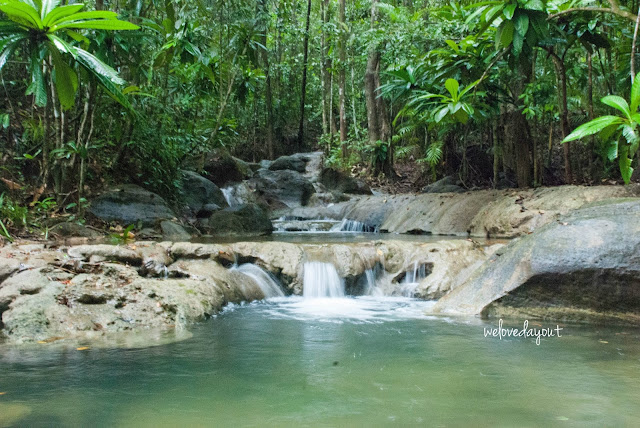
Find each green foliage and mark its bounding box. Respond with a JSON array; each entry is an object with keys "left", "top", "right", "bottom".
[
  {"left": 0, "top": 0, "right": 138, "bottom": 110},
  {"left": 563, "top": 73, "right": 640, "bottom": 184}
]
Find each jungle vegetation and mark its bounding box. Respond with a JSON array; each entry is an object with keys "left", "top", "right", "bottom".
[{"left": 2, "top": 0, "right": 640, "bottom": 237}]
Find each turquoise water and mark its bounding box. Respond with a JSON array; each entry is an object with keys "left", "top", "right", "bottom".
[{"left": 1, "top": 297, "right": 639, "bottom": 427}]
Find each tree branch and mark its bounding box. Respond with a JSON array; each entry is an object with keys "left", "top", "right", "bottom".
[{"left": 548, "top": 6, "right": 636, "bottom": 23}]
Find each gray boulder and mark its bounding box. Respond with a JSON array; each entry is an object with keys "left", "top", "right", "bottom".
[
  {"left": 422, "top": 176, "right": 465, "bottom": 194},
  {"left": 434, "top": 200, "right": 640, "bottom": 324},
  {"left": 320, "top": 168, "right": 372, "bottom": 195},
  {"left": 269, "top": 155, "right": 307, "bottom": 173},
  {"left": 203, "top": 154, "right": 254, "bottom": 187},
  {"left": 180, "top": 170, "right": 228, "bottom": 216},
  {"left": 89, "top": 184, "right": 176, "bottom": 227},
  {"left": 49, "top": 222, "right": 102, "bottom": 239},
  {"left": 160, "top": 221, "right": 192, "bottom": 241},
  {"left": 249, "top": 169, "right": 315, "bottom": 210},
  {"left": 204, "top": 204, "right": 273, "bottom": 236}
]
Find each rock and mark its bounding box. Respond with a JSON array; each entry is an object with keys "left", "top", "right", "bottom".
[
  {"left": 433, "top": 200, "right": 640, "bottom": 324},
  {"left": 197, "top": 203, "right": 222, "bottom": 218},
  {"left": 203, "top": 154, "right": 254, "bottom": 187},
  {"left": 89, "top": 184, "right": 176, "bottom": 227},
  {"left": 49, "top": 222, "right": 102, "bottom": 239},
  {"left": 269, "top": 155, "right": 307, "bottom": 173},
  {"left": 319, "top": 168, "right": 372, "bottom": 195},
  {"left": 249, "top": 169, "right": 315, "bottom": 210},
  {"left": 67, "top": 245, "right": 142, "bottom": 265},
  {"left": 298, "top": 185, "right": 640, "bottom": 238},
  {"left": 179, "top": 170, "right": 228, "bottom": 215},
  {"left": 160, "top": 221, "right": 191, "bottom": 241},
  {"left": 204, "top": 204, "right": 273, "bottom": 236},
  {"left": 0, "top": 258, "right": 21, "bottom": 283},
  {"left": 422, "top": 176, "right": 465, "bottom": 194}
]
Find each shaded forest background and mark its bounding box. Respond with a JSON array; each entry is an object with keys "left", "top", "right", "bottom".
[{"left": 2, "top": 0, "right": 640, "bottom": 213}]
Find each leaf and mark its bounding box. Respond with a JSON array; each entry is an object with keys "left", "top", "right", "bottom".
[
  {"left": 41, "top": 0, "right": 61, "bottom": 19},
  {"left": 619, "top": 149, "right": 634, "bottom": 184},
  {"left": 0, "top": 3, "right": 43, "bottom": 29},
  {"left": 49, "top": 10, "right": 118, "bottom": 26},
  {"left": 27, "top": 49, "right": 47, "bottom": 107},
  {"left": 503, "top": 3, "right": 516, "bottom": 20},
  {"left": 53, "top": 19, "right": 140, "bottom": 31},
  {"left": 42, "top": 3, "right": 83, "bottom": 27},
  {"left": 49, "top": 44, "right": 77, "bottom": 109},
  {"left": 445, "top": 78, "right": 459, "bottom": 99},
  {"left": 512, "top": 28, "right": 524, "bottom": 56},
  {"left": 496, "top": 20, "right": 514, "bottom": 49},
  {"left": 73, "top": 47, "right": 125, "bottom": 85},
  {"left": 445, "top": 39, "right": 459, "bottom": 53},
  {"left": 513, "top": 13, "right": 529, "bottom": 37},
  {"left": 631, "top": 73, "right": 640, "bottom": 113},
  {"left": 601, "top": 95, "right": 632, "bottom": 120},
  {"left": 434, "top": 106, "right": 449, "bottom": 123},
  {"left": 562, "top": 116, "right": 624, "bottom": 142},
  {"left": 606, "top": 140, "right": 618, "bottom": 161}
]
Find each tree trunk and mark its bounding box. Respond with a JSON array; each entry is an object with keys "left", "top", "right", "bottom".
[
  {"left": 259, "top": 0, "right": 275, "bottom": 159},
  {"left": 338, "top": 0, "right": 348, "bottom": 158},
  {"left": 297, "top": 0, "right": 312, "bottom": 149},
  {"left": 320, "top": 0, "right": 329, "bottom": 135},
  {"left": 548, "top": 49, "right": 573, "bottom": 184}
]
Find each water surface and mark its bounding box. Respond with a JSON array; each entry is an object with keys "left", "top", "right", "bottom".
[{"left": 1, "top": 297, "right": 638, "bottom": 427}]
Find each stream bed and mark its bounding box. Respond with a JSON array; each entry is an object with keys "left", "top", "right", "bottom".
[{"left": 1, "top": 296, "right": 639, "bottom": 427}]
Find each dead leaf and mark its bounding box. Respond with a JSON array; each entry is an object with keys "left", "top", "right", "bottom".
[
  {"left": 76, "top": 347, "right": 90, "bottom": 351},
  {"left": 0, "top": 392, "right": 6, "bottom": 395},
  {"left": 599, "top": 340, "right": 608, "bottom": 344},
  {"left": 0, "top": 177, "right": 21, "bottom": 190}
]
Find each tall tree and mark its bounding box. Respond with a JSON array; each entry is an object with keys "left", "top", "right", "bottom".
[
  {"left": 297, "top": 0, "right": 312, "bottom": 149},
  {"left": 338, "top": 0, "right": 348, "bottom": 156}
]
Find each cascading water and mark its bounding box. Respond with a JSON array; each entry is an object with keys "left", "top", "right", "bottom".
[
  {"left": 222, "top": 186, "right": 239, "bottom": 207},
  {"left": 330, "top": 219, "right": 379, "bottom": 233},
  {"left": 232, "top": 264, "right": 285, "bottom": 298},
  {"left": 399, "top": 261, "right": 428, "bottom": 297},
  {"left": 364, "top": 265, "right": 384, "bottom": 296},
  {"left": 302, "top": 262, "right": 345, "bottom": 298}
]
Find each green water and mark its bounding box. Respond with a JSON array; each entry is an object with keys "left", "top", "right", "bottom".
[{"left": 1, "top": 297, "right": 639, "bottom": 427}]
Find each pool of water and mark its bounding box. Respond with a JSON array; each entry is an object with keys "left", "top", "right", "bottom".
[{"left": 1, "top": 297, "right": 639, "bottom": 427}]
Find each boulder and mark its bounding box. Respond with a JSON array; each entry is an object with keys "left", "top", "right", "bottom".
[
  {"left": 248, "top": 169, "right": 315, "bottom": 210},
  {"left": 49, "top": 222, "right": 102, "bottom": 239},
  {"left": 319, "top": 168, "right": 372, "bottom": 195},
  {"left": 89, "top": 184, "right": 176, "bottom": 227},
  {"left": 433, "top": 200, "right": 640, "bottom": 324},
  {"left": 269, "top": 155, "right": 307, "bottom": 173},
  {"left": 204, "top": 204, "right": 273, "bottom": 236},
  {"left": 179, "top": 170, "right": 228, "bottom": 215},
  {"left": 160, "top": 221, "right": 192, "bottom": 241},
  {"left": 203, "top": 154, "right": 253, "bottom": 187},
  {"left": 422, "top": 175, "right": 465, "bottom": 194}
]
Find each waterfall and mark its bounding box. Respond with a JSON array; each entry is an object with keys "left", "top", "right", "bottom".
[
  {"left": 331, "top": 219, "right": 379, "bottom": 233},
  {"left": 303, "top": 262, "right": 345, "bottom": 298},
  {"left": 399, "top": 262, "right": 428, "bottom": 297},
  {"left": 233, "top": 264, "right": 285, "bottom": 298},
  {"left": 363, "top": 268, "right": 384, "bottom": 296},
  {"left": 222, "top": 186, "right": 238, "bottom": 207}
]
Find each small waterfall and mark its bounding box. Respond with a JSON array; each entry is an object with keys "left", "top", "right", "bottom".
[
  {"left": 331, "top": 219, "right": 378, "bottom": 233},
  {"left": 303, "top": 262, "right": 345, "bottom": 298},
  {"left": 233, "top": 264, "right": 285, "bottom": 298},
  {"left": 363, "top": 267, "right": 384, "bottom": 296},
  {"left": 399, "top": 262, "right": 428, "bottom": 297},
  {"left": 222, "top": 186, "right": 239, "bottom": 207}
]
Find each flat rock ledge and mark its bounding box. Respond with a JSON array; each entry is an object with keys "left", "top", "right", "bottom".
[
  {"left": 287, "top": 184, "right": 640, "bottom": 238},
  {"left": 0, "top": 239, "right": 490, "bottom": 348}
]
